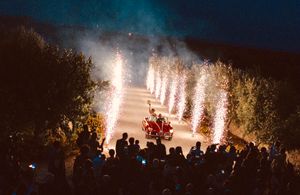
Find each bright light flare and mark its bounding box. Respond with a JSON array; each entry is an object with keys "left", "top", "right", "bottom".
[
  {"left": 105, "top": 51, "right": 124, "bottom": 144},
  {"left": 212, "top": 90, "right": 228, "bottom": 144},
  {"left": 191, "top": 72, "right": 207, "bottom": 134},
  {"left": 177, "top": 74, "right": 186, "bottom": 121},
  {"left": 168, "top": 74, "right": 178, "bottom": 113},
  {"left": 146, "top": 65, "right": 155, "bottom": 94}
]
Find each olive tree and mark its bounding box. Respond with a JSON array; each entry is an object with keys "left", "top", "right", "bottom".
[{"left": 0, "top": 27, "right": 96, "bottom": 151}]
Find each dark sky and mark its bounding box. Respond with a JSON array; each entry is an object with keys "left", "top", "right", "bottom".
[{"left": 1, "top": 0, "right": 300, "bottom": 52}]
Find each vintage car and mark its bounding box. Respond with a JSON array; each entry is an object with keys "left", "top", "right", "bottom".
[{"left": 142, "top": 116, "right": 174, "bottom": 140}]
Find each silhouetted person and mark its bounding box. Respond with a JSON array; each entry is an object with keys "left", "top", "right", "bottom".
[
  {"left": 77, "top": 125, "right": 90, "bottom": 147},
  {"left": 166, "top": 147, "right": 176, "bottom": 166},
  {"left": 155, "top": 138, "right": 166, "bottom": 159},
  {"left": 73, "top": 144, "right": 90, "bottom": 193},
  {"left": 40, "top": 131, "right": 300, "bottom": 194},
  {"left": 48, "top": 141, "right": 70, "bottom": 194},
  {"left": 102, "top": 149, "right": 120, "bottom": 190},
  {"left": 92, "top": 149, "right": 105, "bottom": 180},
  {"left": 189, "top": 141, "right": 204, "bottom": 158},
  {"left": 128, "top": 137, "right": 138, "bottom": 158},
  {"left": 135, "top": 139, "right": 140, "bottom": 151},
  {"left": 175, "top": 146, "right": 186, "bottom": 167},
  {"left": 80, "top": 159, "right": 97, "bottom": 195},
  {"left": 88, "top": 132, "right": 99, "bottom": 158},
  {"left": 115, "top": 132, "right": 128, "bottom": 159},
  {"left": 88, "top": 133, "right": 105, "bottom": 158},
  {"left": 48, "top": 141, "right": 65, "bottom": 177}
]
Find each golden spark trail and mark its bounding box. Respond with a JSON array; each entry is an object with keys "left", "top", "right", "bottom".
[
  {"left": 168, "top": 73, "right": 178, "bottom": 113},
  {"left": 191, "top": 70, "right": 207, "bottom": 134},
  {"left": 105, "top": 51, "right": 124, "bottom": 144},
  {"left": 177, "top": 74, "right": 186, "bottom": 121},
  {"left": 212, "top": 90, "right": 228, "bottom": 144},
  {"left": 155, "top": 70, "right": 161, "bottom": 98},
  {"left": 160, "top": 74, "right": 168, "bottom": 105},
  {"left": 146, "top": 65, "right": 155, "bottom": 94}
]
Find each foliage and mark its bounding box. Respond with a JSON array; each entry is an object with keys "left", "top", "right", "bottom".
[
  {"left": 222, "top": 65, "right": 299, "bottom": 148},
  {"left": 0, "top": 26, "right": 101, "bottom": 158},
  {"left": 85, "top": 113, "right": 106, "bottom": 138},
  {"left": 232, "top": 74, "right": 281, "bottom": 143},
  {"left": 281, "top": 106, "right": 300, "bottom": 148},
  {"left": 153, "top": 55, "right": 300, "bottom": 149},
  {"left": 0, "top": 27, "right": 96, "bottom": 136},
  {"left": 42, "top": 127, "right": 68, "bottom": 148}
]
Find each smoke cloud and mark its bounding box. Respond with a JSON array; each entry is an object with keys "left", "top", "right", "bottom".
[{"left": 53, "top": 2, "right": 203, "bottom": 115}]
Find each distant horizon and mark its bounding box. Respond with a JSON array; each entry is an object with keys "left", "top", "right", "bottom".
[{"left": 1, "top": 14, "right": 300, "bottom": 55}]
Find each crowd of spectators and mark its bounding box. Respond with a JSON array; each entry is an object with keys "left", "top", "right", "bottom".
[{"left": 2, "top": 127, "right": 300, "bottom": 195}]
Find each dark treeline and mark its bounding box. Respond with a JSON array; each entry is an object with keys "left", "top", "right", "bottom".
[
  {"left": 0, "top": 25, "right": 98, "bottom": 162},
  {"left": 185, "top": 37, "right": 300, "bottom": 89}
]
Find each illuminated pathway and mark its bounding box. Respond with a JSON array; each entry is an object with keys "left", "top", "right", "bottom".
[{"left": 107, "top": 86, "right": 209, "bottom": 155}]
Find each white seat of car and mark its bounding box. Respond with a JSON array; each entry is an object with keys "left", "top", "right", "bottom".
[{"left": 149, "top": 115, "right": 157, "bottom": 121}]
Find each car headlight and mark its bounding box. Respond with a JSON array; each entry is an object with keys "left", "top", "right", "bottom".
[{"left": 169, "top": 129, "right": 173, "bottom": 133}]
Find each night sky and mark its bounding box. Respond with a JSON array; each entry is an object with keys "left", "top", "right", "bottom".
[{"left": 1, "top": 0, "right": 300, "bottom": 52}]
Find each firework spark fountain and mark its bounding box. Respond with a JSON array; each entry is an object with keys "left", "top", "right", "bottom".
[
  {"left": 146, "top": 66, "right": 151, "bottom": 90},
  {"left": 146, "top": 65, "right": 155, "bottom": 94},
  {"left": 160, "top": 74, "right": 168, "bottom": 105},
  {"left": 155, "top": 70, "right": 161, "bottom": 98},
  {"left": 177, "top": 74, "right": 186, "bottom": 121},
  {"left": 191, "top": 69, "right": 208, "bottom": 135},
  {"left": 168, "top": 73, "right": 178, "bottom": 113},
  {"left": 212, "top": 90, "right": 228, "bottom": 144},
  {"left": 105, "top": 51, "right": 124, "bottom": 144}
]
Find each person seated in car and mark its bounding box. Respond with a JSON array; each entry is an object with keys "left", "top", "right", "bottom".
[
  {"left": 156, "top": 113, "right": 165, "bottom": 123},
  {"left": 148, "top": 104, "right": 157, "bottom": 121}
]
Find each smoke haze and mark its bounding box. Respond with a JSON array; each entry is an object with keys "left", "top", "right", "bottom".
[{"left": 1, "top": 0, "right": 299, "bottom": 52}]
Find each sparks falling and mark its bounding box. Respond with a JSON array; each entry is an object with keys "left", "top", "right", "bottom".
[
  {"left": 146, "top": 65, "right": 155, "bottom": 94},
  {"left": 191, "top": 71, "right": 207, "bottom": 134},
  {"left": 160, "top": 74, "right": 168, "bottom": 105},
  {"left": 155, "top": 71, "right": 161, "bottom": 98},
  {"left": 212, "top": 90, "right": 228, "bottom": 144},
  {"left": 177, "top": 74, "right": 186, "bottom": 121},
  {"left": 168, "top": 73, "right": 178, "bottom": 113},
  {"left": 105, "top": 51, "right": 124, "bottom": 144}
]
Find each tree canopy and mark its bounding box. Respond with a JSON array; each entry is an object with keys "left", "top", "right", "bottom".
[{"left": 0, "top": 27, "right": 96, "bottom": 139}]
